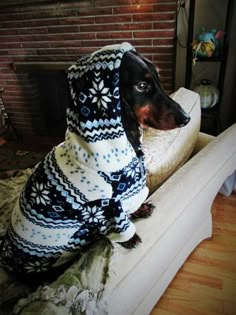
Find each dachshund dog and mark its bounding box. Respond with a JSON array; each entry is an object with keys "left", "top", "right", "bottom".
[
  {"left": 118, "top": 50, "right": 190, "bottom": 248},
  {"left": 0, "top": 43, "right": 190, "bottom": 277}
]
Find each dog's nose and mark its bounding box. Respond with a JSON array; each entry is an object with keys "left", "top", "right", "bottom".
[
  {"left": 172, "top": 100, "right": 191, "bottom": 128},
  {"left": 178, "top": 114, "right": 190, "bottom": 127}
]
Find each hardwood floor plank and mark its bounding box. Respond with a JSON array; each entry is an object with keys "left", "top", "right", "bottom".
[
  {"left": 190, "top": 248, "right": 236, "bottom": 272},
  {"left": 152, "top": 309, "right": 180, "bottom": 315},
  {"left": 170, "top": 270, "right": 222, "bottom": 289},
  {"left": 182, "top": 261, "right": 236, "bottom": 281}
]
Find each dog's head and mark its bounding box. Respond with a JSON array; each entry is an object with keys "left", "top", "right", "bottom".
[{"left": 119, "top": 51, "right": 190, "bottom": 130}]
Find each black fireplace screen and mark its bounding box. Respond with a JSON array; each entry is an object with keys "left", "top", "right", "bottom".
[{"left": 35, "top": 70, "right": 68, "bottom": 137}]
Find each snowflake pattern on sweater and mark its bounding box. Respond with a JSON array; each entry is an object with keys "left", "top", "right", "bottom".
[{"left": 0, "top": 43, "right": 148, "bottom": 274}]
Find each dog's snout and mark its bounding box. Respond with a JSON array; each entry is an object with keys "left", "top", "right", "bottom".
[
  {"left": 177, "top": 114, "right": 190, "bottom": 127},
  {"left": 173, "top": 102, "right": 191, "bottom": 128}
]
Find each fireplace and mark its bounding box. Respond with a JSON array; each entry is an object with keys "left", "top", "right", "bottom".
[
  {"left": 34, "top": 70, "right": 68, "bottom": 137},
  {"left": 11, "top": 62, "right": 72, "bottom": 138}
]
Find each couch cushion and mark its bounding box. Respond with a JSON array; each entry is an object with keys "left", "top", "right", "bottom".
[{"left": 143, "top": 88, "right": 201, "bottom": 194}]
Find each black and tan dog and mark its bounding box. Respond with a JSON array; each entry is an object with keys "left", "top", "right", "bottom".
[
  {"left": 119, "top": 50, "right": 190, "bottom": 247},
  {"left": 0, "top": 43, "right": 190, "bottom": 276}
]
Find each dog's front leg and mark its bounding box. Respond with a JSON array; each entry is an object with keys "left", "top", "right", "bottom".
[
  {"left": 118, "top": 233, "right": 142, "bottom": 249},
  {"left": 130, "top": 202, "right": 155, "bottom": 220},
  {"left": 118, "top": 203, "right": 155, "bottom": 249}
]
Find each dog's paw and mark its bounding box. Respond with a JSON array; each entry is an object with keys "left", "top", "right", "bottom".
[
  {"left": 130, "top": 202, "right": 155, "bottom": 219},
  {"left": 118, "top": 233, "right": 142, "bottom": 249}
]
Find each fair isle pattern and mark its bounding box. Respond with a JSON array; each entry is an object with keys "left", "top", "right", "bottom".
[
  {"left": 67, "top": 46, "right": 126, "bottom": 142},
  {"left": 0, "top": 43, "right": 149, "bottom": 274}
]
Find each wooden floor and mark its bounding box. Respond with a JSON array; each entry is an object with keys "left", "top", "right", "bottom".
[{"left": 150, "top": 191, "right": 236, "bottom": 315}]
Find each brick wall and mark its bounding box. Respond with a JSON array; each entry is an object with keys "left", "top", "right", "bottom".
[{"left": 0, "top": 0, "right": 178, "bottom": 137}]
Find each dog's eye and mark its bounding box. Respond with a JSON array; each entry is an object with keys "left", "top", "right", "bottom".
[{"left": 135, "top": 82, "right": 148, "bottom": 93}]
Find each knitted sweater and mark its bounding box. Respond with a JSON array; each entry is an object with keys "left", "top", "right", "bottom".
[{"left": 0, "top": 42, "right": 148, "bottom": 274}]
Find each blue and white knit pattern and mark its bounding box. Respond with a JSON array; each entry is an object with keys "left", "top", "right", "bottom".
[{"left": 0, "top": 42, "right": 148, "bottom": 274}]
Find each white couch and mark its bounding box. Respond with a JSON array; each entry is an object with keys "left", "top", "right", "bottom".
[{"left": 1, "top": 88, "right": 236, "bottom": 315}]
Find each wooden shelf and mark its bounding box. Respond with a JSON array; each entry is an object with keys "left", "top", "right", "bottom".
[
  {"left": 12, "top": 62, "right": 72, "bottom": 71},
  {"left": 201, "top": 106, "right": 218, "bottom": 115},
  {"left": 195, "top": 56, "right": 223, "bottom": 62}
]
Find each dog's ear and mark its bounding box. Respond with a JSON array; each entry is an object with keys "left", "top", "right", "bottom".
[
  {"left": 122, "top": 51, "right": 147, "bottom": 70},
  {"left": 121, "top": 51, "right": 160, "bottom": 83},
  {"left": 120, "top": 51, "right": 132, "bottom": 83},
  {"left": 120, "top": 51, "right": 147, "bottom": 88}
]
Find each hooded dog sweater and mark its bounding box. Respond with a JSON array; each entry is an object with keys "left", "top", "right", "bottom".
[{"left": 0, "top": 42, "right": 148, "bottom": 274}]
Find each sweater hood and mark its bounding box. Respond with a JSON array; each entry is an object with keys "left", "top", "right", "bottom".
[{"left": 67, "top": 42, "right": 134, "bottom": 142}]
